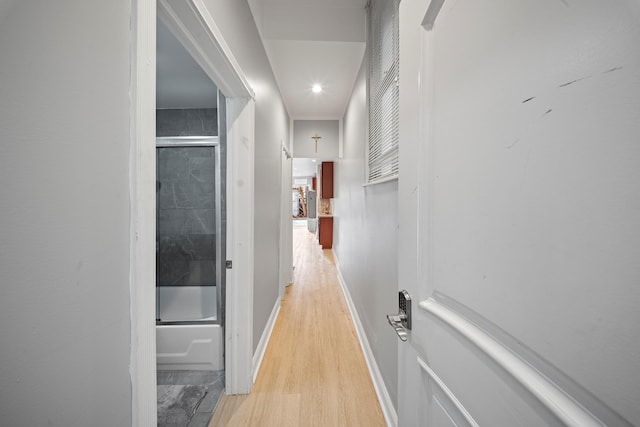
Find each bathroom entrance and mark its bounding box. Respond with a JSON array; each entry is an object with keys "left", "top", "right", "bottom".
[{"left": 155, "top": 16, "right": 227, "bottom": 426}]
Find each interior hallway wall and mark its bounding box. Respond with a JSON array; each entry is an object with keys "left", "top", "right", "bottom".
[
  {"left": 292, "top": 120, "right": 340, "bottom": 158},
  {"left": 333, "top": 59, "right": 399, "bottom": 409},
  {"left": 0, "top": 1, "right": 132, "bottom": 425},
  {"left": 201, "top": 0, "right": 291, "bottom": 352}
]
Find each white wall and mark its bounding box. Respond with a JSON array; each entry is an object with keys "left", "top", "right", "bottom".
[
  {"left": 201, "top": 0, "right": 291, "bottom": 352},
  {"left": 0, "top": 1, "right": 132, "bottom": 426},
  {"left": 333, "top": 59, "right": 399, "bottom": 409},
  {"left": 293, "top": 120, "right": 340, "bottom": 159}
]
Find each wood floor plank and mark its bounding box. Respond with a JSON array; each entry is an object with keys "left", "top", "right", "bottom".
[
  {"left": 209, "top": 394, "right": 248, "bottom": 426},
  {"left": 210, "top": 225, "right": 386, "bottom": 426}
]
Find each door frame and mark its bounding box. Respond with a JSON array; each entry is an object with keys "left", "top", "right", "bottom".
[
  {"left": 279, "top": 142, "right": 293, "bottom": 301},
  {"left": 131, "top": 0, "right": 256, "bottom": 424}
]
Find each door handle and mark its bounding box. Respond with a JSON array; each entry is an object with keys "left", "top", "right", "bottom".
[
  {"left": 387, "top": 290, "right": 412, "bottom": 342},
  {"left": 387, "top": 313, "right": 408, "bottom": 341}
]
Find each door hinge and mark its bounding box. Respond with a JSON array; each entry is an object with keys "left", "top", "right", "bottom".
[{"left": 225, "top": 260, "right": 232, "bottom": 269}]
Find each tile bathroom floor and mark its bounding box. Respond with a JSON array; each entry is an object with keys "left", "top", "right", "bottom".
[{"left": 157, "top": 370, "right": 225, "bottom": 427}]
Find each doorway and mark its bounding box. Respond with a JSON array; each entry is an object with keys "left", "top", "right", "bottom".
[
  {"left": 155, "top": 17, "right": 226, "bottom": 426},
  {"left": 292, "top": 158, "right": 318, "bottom": 233},
  {"left": 132, "top": 1, "right": 257, "bottom": 424}
]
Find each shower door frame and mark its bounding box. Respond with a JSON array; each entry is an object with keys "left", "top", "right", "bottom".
[{"left": 155, "top": 136, "right": 223, "bottom": 326}]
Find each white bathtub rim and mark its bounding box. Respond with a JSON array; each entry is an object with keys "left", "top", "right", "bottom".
[{"left": 156, "top": 323, "right": 223, "bottom": 371}]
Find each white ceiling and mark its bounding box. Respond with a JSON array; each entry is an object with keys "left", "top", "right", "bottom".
[
  {"left": 156, "top": 1, "right": 367, "bottom": 119},
  {"left": 249, "top": 0, "right": 368, "bottom": 120}
]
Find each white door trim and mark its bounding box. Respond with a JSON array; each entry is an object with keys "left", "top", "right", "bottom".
[
  {"left": 131, "top": 0, "right": 256, "bottom": 424},
  {"left": 225, "top": 97, "right": 256, "bottom": 393},
  {"left": 157, "top": 0, "right": 254, "bottom": 99},
  {"left": 130, "top": 0, "right": 157, "bottom": 425},
  {"left": 278, "top": 142, "right": 293, "bottom": 300}
]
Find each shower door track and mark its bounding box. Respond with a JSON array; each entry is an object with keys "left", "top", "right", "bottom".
[
  {"left": 156, "top": 320, "right": 218, "bottom": 326},
  {"left": 156, "top": 136, "right": 220, "bottom": 147}
]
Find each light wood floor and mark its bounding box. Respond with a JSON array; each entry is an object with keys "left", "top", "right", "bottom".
[{"left": 209, "top": 224, "right": 386, "bottom": 426}]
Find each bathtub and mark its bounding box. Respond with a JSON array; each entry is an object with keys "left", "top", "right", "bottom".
[{"left": 156, "top": 286, "right": 223, "bottom": 371}]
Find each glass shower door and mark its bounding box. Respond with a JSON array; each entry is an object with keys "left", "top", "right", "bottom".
[{"left": 156, "top": 137, "right": 222, "bottom": 323}]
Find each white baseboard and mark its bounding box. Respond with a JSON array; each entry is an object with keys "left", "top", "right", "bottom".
[
  {"left": 331, "top": 248, "right": 339, "bottom": 269},
  {"left": 334, "top": 253, "right": 398, "bottom": 427},
  {"left": 252, "top": 298, "right": 281, "bottom": 384}
]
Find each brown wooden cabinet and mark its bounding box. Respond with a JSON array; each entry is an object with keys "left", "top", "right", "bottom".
[
  {"left": 321, "top": 161, "right": 333, "bottom": 199},
  {"left": 318, "top": 216, "right": 333, "bottom": 249}
]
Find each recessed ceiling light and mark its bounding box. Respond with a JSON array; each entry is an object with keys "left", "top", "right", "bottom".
[
  {"left": 312, "top": 159, "right": 316, "bottom": 162},
  {"left": 312, "top": 84, "right": 322, "bottom": 93}
]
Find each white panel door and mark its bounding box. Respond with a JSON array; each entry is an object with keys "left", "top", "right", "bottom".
[{"left": 396, "top": 0, "right": 640, "bottom": 425}]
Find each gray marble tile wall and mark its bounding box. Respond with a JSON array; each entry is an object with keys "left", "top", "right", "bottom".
[
  {"left": 157, "top": 147, "right": 217, "bottom": 286},
  {"left": 156, "top": 108, "right": 218, "bottom": 137}
]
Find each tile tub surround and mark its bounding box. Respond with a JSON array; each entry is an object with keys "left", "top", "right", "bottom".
[
  {"left": 157, "top": 370, "right": 225, "bottom": 427},
  {"left": 156, "top": 108, "right": 218, "bottom": 137},
  {"left": 157, "top": 146, "right": 217, "bottom": 287}
]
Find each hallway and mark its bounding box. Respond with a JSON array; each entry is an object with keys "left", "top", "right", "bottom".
[{"left": 209, "top": 223, "right": 386, "bottom": 426}]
